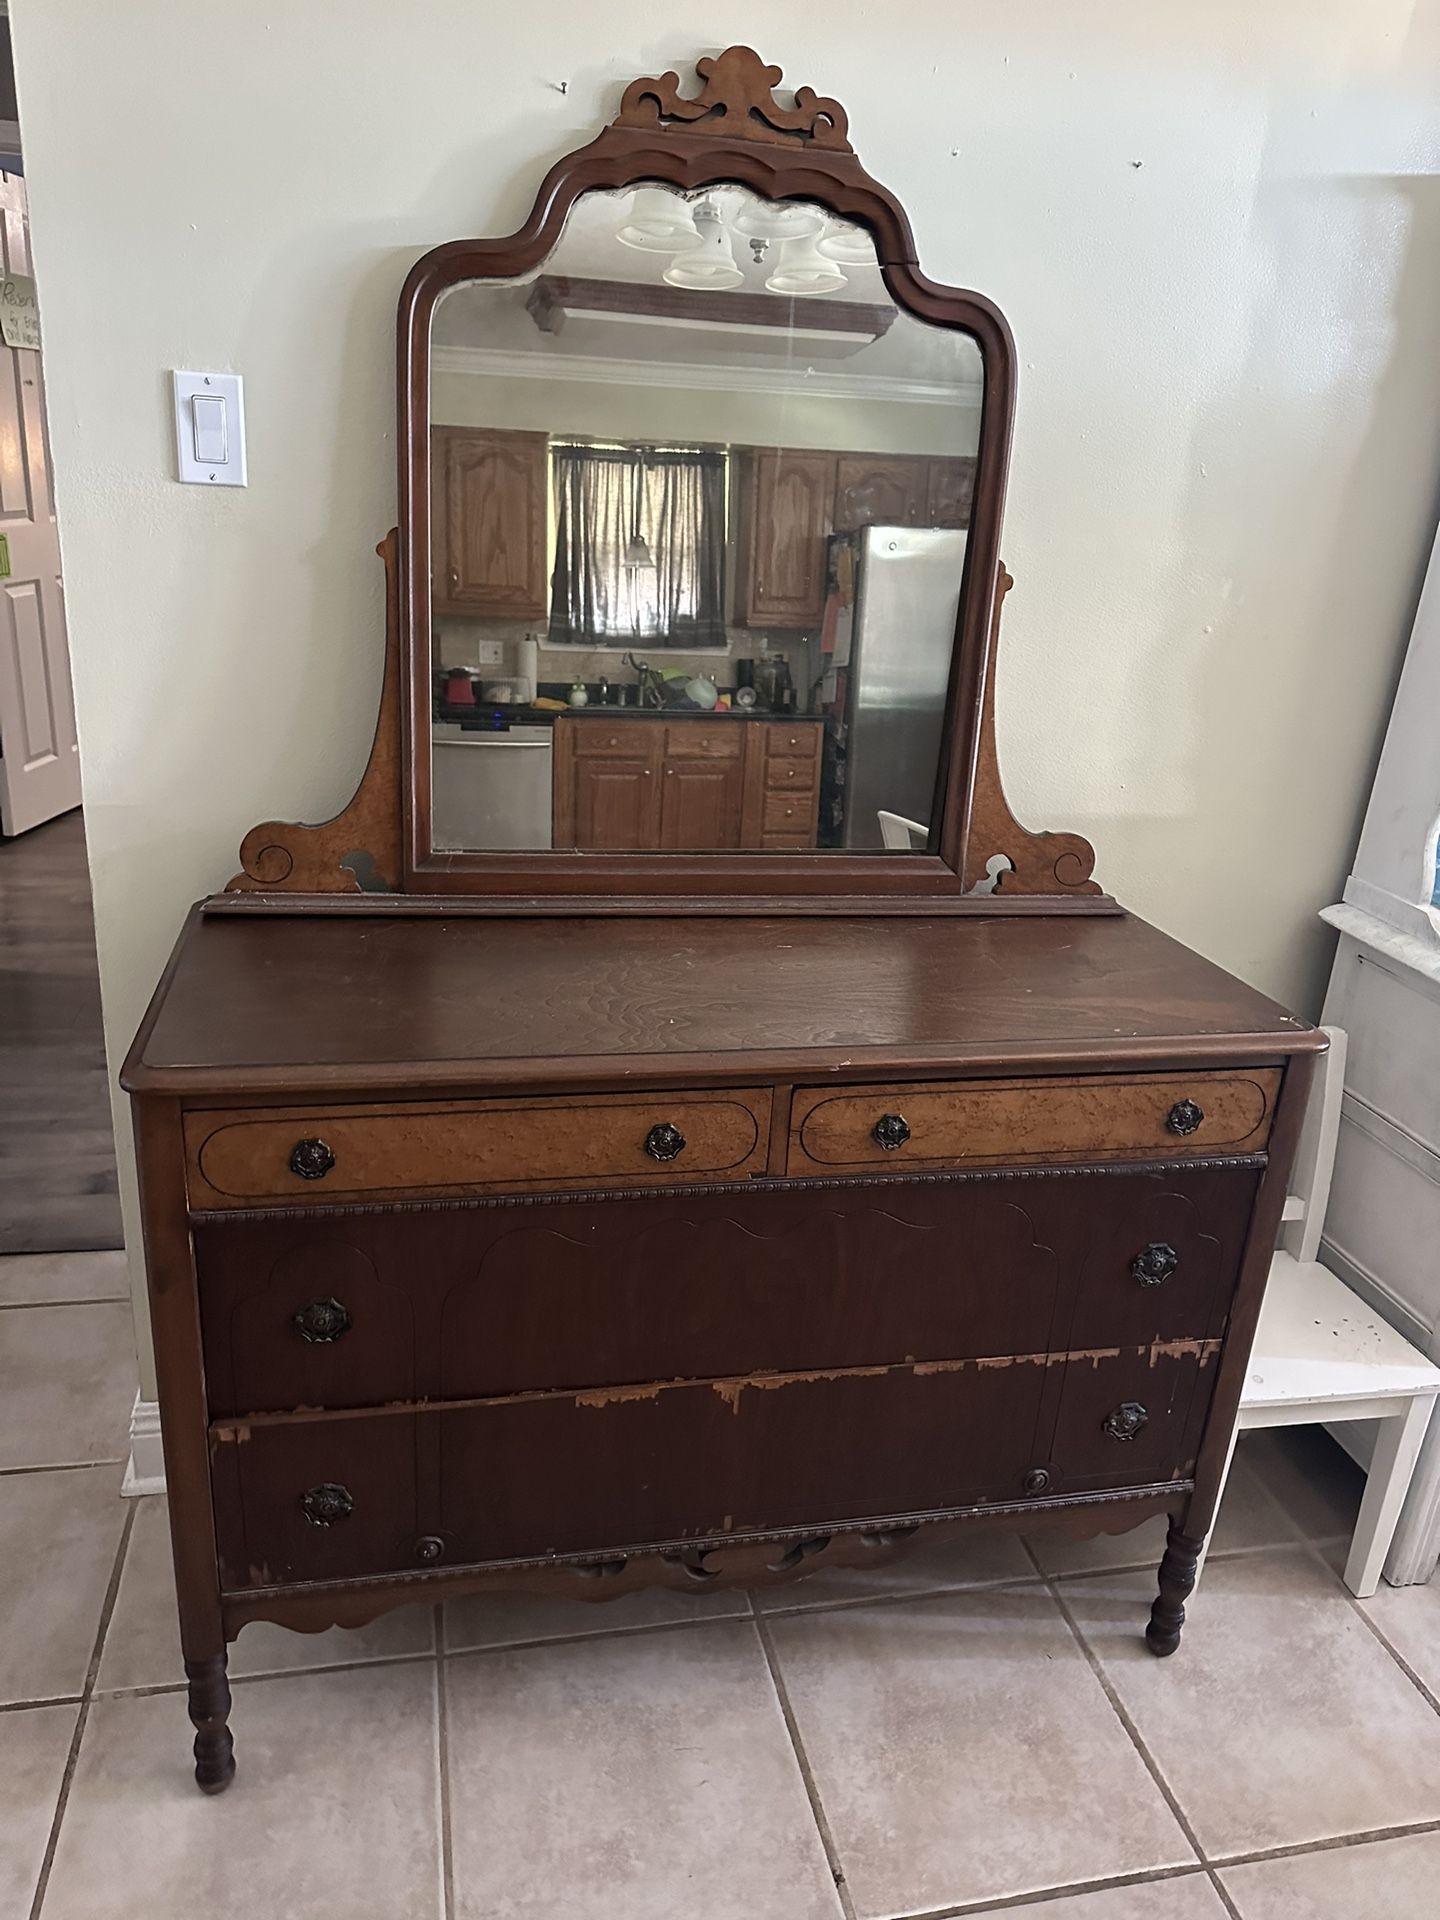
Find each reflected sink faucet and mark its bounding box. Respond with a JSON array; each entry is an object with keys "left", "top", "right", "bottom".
[{"left": 622, "top": 650, "right": 662, "bottom": 709}]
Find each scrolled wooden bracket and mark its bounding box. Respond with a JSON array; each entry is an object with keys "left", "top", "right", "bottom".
[
  {"left": 615, "top": 46, "right": 851, "bottom": 151},
  {"left": 225, "top": 531, "right": 403, "bottom": 895},
  {"left": 962, "top": 566, "right": 1101, "bottom": 896}
]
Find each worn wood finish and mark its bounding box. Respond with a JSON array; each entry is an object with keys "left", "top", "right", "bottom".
[
  {"left": 184, "top": 1087, "right": 772, "bottom": 1207},
  {"left": 790, "top": 1069, "right": 1281, "bottom": 1173}
]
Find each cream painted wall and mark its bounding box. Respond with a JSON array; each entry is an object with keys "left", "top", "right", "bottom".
[{"left": 11, "top": 2, "right": 1440, "bottom": 1394}]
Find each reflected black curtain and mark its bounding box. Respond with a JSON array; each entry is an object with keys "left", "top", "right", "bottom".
[{"left": 549, "top": 446, "right": 725, "bottom": 648}]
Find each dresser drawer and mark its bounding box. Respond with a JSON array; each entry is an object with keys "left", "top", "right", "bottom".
[
  {"left": 789, "top": 1070, "right": 1280, "bottom": 1173},
  {"left": 1045, "top": 1344, "right": 1220, "bottom": 1494},
  {"left": 184, "top": 1088, "right": 771, "bottom": 1208},
  {"left": 211, "top": 1359, "right": 1050, "bottom": 1587},
  {"left": 764, "top": 756, "right": 816, "bottom": 791},
  {"left": 192, "top": 1165, "right": 1257, "bottom": 1420},
  {"left": 763, "top": 790, "right": 816, "bottom": 834}
]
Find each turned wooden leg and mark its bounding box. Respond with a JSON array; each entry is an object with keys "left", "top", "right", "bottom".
[
  {"left": 1146, "top": 1520, "right": 1205, "bottom": 1657},
  {"left": 185, "top": 1652, "right": 236, "bottom": 1794}
]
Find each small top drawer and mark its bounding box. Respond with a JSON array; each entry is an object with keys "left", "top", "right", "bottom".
[
  {"left": 789, "top": 1070, "right": 1279, "bottom": 1173},
  {"left": 185, "top": 1088, "right": 771, "bottom": 1208}
]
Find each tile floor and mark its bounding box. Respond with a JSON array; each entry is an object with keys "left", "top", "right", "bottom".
[{"left": 4, "top": 1249, "right": 1440, "bottom": 1919}]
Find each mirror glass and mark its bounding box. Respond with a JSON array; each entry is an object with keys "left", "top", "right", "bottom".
[{"left": 427, "top": 183, "right": 983, "bottom": 854}]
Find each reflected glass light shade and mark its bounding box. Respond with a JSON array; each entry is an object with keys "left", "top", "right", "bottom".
[
  {"left": 623, "top": 533, "right": 655, "bottom": 571},
  {"left": 617, "top": 188, "right": 697, "bottom": 253},
  {"left": 663, "top": 205, "right": 744, "bottom": 290},
  {"left": 765, "top": 234, "right": 847, "bottom": 296},
  {"left": 731, "top": 200, "right": 823, "bottom": 243},
  {"left": 816, "top": 219, "right": 876, "bottom": 265}
]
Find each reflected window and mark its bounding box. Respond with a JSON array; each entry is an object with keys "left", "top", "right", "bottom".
[{"left": 549, "top": 444, "right": 726, "bottom": 648}]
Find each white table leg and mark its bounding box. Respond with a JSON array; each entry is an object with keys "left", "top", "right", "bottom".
[
  {"left": 1345, "top": 1393, "right": 1438, "bottom": 1597},
  {"left": 1192, "top": 1414, "right": 1242, "bottom": 1594},
  {"left": 1384, "top": 1393, "right": 1440, "bottom": 1587}
]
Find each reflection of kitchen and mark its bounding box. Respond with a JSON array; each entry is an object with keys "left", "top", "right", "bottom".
[{"left": 432, "top": 428, "right": 974, "bottom": 853}]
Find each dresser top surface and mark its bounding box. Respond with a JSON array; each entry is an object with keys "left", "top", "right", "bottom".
[{"left": 122, "top": 907, "right": 1318, "bottom": 1098}]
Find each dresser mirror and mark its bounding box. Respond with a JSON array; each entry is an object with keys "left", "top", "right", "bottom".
[{"left": 428, "top": 183, "right": 984, "bottom": 857}]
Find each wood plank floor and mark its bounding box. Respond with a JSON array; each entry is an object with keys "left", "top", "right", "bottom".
[{"left": 0, "top": 810, "right": 122, "bottom": 1252}]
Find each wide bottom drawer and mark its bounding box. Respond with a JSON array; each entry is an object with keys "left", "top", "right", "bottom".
[{"left": 210, "top": 1345, "right": 1216, "bottom": 1590}]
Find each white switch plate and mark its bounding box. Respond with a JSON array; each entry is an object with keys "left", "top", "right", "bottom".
[
  {"left": 474, "top": 638, "right": 506, "bottom": 666},
  {"left": 172, "top": 370, "right": 247, "bottom": 486}
]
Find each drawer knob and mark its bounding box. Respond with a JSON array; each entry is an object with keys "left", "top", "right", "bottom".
[
  {"left": 644, "top": 1122, "right": 687, "bottom": 1162},
  {"left": 300, "top": 1482, "right": 354, "bottom": 1527},
  {"left": 1166, "top": 1099, "right": 1204, "bottom": 1138},
  {"left": 289, "top": 1137, "right": 336, "bottom": 1181},
  {"left": 1023, "top": 1467, "right": 1052, "bottom": 1496},
  {"left": 872, "top": 1112, "right": 911, "bottom": 1152},
  {"left": 1103, "top": 1402, "right": 1149, "bottom": 1442},
  {"left": 292, "top": 1296, "right": 352, "bottom": 1344},
  {"left": 1131, "top": 1243, "right": 1179, "bottom": 1289},
  {"left": 414, "top": 1535, "right": 445, "bottom": 1565}
]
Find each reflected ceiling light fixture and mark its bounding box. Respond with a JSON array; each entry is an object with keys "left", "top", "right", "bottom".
[
  {"left": 617, "top": 187, "right": 698, "bottom": 253},
  {"left": 662, "top": 201, "right": 745, "bottom": 291},
  {"left": 816, "top": 219, "right": 876, "bottom": 265},
  {"left": 765, "top": 233, "right": 848, "bottom": 296},
  {"left": 623, "top": 458, "right": 656, "bottom": 572}
]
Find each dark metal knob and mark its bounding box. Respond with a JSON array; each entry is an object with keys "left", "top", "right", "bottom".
[
  {"left": 644, "top": 1122, "right": 686, "bottom": 1163},
  {"left": 289, "top": 1138, "right": 336, "bottom": 1180},
  {"left": 1023, "top": 1467, "right": 1052, "bottom": 1496},
  {"left": 1131, "top": 1243, "right": 1179, "bottom": 1289},
  {"left": 1103, "top": 1402, "right": 1149, "bottom": 1442},
  {"left": 292, "top": 1296, "right": 351, "bottom": 1344},
  {"left": 872, "top": 1113, "right": 911, "bottom": 1151},
  {"left": 414, "top": 1535, "right": 445, "bottom": 1565},
  {"left": 300, "top": 1482, "right": 353, "bottom": 1527},
  {"left": 1166, "top": 1100, "right": 1204, "bottom": 1138}
]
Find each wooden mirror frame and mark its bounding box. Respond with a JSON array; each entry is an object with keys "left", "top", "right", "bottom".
[{"left": 226, "top": 48, "right": 1101, "bottom": 912}]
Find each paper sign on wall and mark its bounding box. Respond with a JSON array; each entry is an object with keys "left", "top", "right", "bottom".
[
  {"left": 0, "top": 275, "right": 40, "bottom": 351},
  {"left": 0, "top": 535, "right": 11, "bottom": 579}
]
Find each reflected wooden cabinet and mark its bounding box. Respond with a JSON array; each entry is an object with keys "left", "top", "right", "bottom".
[
  {"left": 926, "top": 456, "right": 976, "bottom": 530},
  {"left": 554, "top": 716, "right": 821, "bottom": 850},
  {"left": 834, "top": 453, "right": 928, "bottom": 531},
  {"left": 734, "top": 447, "right": 835, "bottom": 629},
  {"left": 431, "top": 426, "right": 548, "bottom": 617}
]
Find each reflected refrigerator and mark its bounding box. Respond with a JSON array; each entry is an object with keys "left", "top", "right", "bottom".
[{"left": 828, "top": 524, "right": 967, "bottom": 850}]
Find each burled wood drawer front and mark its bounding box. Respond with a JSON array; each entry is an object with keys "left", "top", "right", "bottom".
[
  {"left": 185, "top": 1089, "right": 771, "bottom": 1208},
  {"left": 789, "top": 1070, "right": 1280, "bottom": 1173}
]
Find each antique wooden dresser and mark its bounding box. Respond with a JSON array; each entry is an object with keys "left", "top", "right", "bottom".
[{"left": 123, "top": 47, "right": 1322, "bottom": 1793}]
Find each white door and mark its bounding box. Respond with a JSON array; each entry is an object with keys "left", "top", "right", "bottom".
[{"left": 0, "top": 171, "right": 79, "bottom": 836}]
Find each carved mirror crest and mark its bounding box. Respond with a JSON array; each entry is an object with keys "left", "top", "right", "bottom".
[{"left": 228, "top": 48, "right": 1099, "bottom": 909}]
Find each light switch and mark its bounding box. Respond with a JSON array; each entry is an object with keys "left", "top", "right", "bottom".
[
  {"left": 172, "top": 370, "right": 247, "bottom": 486},
  {"left": 191, "top": 393, "right": 228, "bottom": 466}
]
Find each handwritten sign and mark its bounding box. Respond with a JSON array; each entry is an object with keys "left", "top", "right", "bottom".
[{"left": 0, "top": 274, "right": 39, "bottom": 351}]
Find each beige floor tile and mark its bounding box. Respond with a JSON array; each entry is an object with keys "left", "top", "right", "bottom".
[
  {"left": 445, "top": 1577, "right": 747, "bottom": 1651},
  {"left": 0, "top": 1302, "right": 136, "bottom": 1468},
  {"left": 1242, "top": 1427, "right": 1363, "bottom": 1544},
  {"left": 1360, "top": 1566, "right": 1440, "bottom": 1697},
  {"left": 0, "top": 1702, "right": 77, "bottom": 1915},
  {"left": 97, "top": 1495, "right": 433, "bottom": 1690},
  {"left": 767, "top": 1586, "right": 1194, "bottom": 1916},
  {"left": 445, "top": 1618, "right": 841, "bottom": 1920},
  {"left": 754, "top": 1523, "right": 1036, "bottom": 1613},
  {"left": 0, "top": 1464, "right": 126, "bottom": 1703},
  {"left": 1028, "top": 1442, "right": 1297, "bottom": 1579},
  {"left": 969, "top": 1871, "right": 1228, "bottom": 1919},
  {"left": 1064, "top": 1549, "right": 1440, "bottom": 1857},
  {"left": 1220, "top": 1829, "right": 1440, "bottom": 1916},
  {"left": 0, "top": 1250, "right": 129, "bottom": 1305},
  {"left": 43, "top": 1664, "right": 442, "bottom": 1920}
]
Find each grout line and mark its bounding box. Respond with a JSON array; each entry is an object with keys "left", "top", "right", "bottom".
[
  {"left": 1030, "top": 1541, "right": 1208, "bottom": 1874},
  {"left": 0, "top": 1298, "right": 131, "bottom": 1312},
  {"left": 435, "top": 1605, "right": 456, "bottom": 1920},
  {"left": 27, "top": 1496, "right": 136, "bottom": 1920},
  {"left": 88, "top": 1646, "right": 442, "bottom": 1702},
  {"left": 884, "top": 1862, "right": 1212, "bottom": 1919},
  {"left": 750, "top": 1596, "right": 856, "bottom": 1920},
  {"left": 0, "top": 1696, "right": 84, "bottom": 1715},
  {"left": 0, "top": 1460, "right": 127, "bottom": 1478},
  {"left": 1208, "top": 1814, "right": 1440, "bottom": 1874},
  {"left": 1288, "top": 1534, "right": 1440, "bottom": 1722}
]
